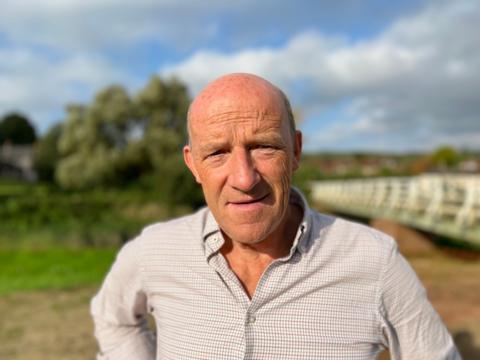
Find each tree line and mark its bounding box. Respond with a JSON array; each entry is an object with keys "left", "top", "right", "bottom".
[{"left": 1, "top": 75, "right": 204, "bottom": 207}]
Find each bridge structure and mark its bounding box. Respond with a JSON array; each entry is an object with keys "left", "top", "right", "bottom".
[{"left": 311, "top": 174, "right": 480, "bottom": 248}]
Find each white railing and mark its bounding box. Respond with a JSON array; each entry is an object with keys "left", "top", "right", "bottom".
[{"left": 311, "top": 174, "right": 480, "bottom": 246}]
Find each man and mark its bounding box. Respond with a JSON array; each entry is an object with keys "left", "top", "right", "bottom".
[{"left": 91, "top": 73, "right": 460, "bottom": 359}]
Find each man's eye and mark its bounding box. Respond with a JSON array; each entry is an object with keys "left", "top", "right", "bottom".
[
  {"left": 208, "top": 149, "right": 226, "bottom": 157},
  {"left": 255, "top": 144, "right": 276, "bottom": 151}
]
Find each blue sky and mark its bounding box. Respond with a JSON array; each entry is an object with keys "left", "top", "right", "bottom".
[{"left": 1, "top": 0, "right": 479, "bottom": 153}]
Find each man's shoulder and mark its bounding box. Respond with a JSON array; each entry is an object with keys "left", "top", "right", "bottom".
[
  {"left": 309, "top": 210, "right": 397, "bottom": 259},
  {"left": 139, "top": 206, "right": 210, "bottom": 246}
]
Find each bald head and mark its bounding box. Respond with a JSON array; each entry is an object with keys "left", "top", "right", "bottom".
[{"left": 187, "top": 73, "right": 295, "bottom": 145}]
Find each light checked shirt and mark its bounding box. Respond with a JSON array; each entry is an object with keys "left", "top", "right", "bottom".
[{"left": 91, "top": 189, "right": 460, "bottom": 359}]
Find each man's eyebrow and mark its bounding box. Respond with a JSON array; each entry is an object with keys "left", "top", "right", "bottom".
[
  {"left": 252, "top": 131, "right": 284, "bottom": 141},
  {"left": 249, "top": 131, "right": 287, "bottom": 144},
  {"left": 196, "top": 141, "right": 228, "bottom": 154}
]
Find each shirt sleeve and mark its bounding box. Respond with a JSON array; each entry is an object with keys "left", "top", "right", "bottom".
[
  {"left": 378, "top": 241, "right": 461, "bottom": 360},
  {"left": 90, "top": 237, "right": 156, "bottom": 360}
]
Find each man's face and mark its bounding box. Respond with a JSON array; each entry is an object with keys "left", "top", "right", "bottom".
[{"left": 184, "top": 76, "right": 301, "bottom": 245}]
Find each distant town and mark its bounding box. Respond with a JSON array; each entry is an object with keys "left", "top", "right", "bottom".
[{"left": 300, "top": 148, "right": 480, "bottom": 179}]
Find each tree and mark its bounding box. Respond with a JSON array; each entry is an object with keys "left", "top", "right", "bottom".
[
  {"left": 430, "top": 146, "right": 461, "bottom": 169},
  {"left": 134, "top": 76, "right": 189, "bottom": 171},
  {"left": 0, "top": 113, "right": 37, "bottom": 145},
  {"left": 55, "top": 76, "right": 192, "bottom": 191},
  {"left": 33, "top": 123, "right": 62, "bottom": 182},
  {"left": 56, "top": 86, "right": 136, "bottom": 188}
]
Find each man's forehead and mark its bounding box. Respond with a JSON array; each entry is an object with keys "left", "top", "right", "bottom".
[
  {"left": 189, "top": 74, "right": 286, "bottom": 123},
  {"left": 202, "top": 109, "right": 283, "bottom": 126},
  {"left": 190, "top": 109, "right": 283, "bottom": 142}
]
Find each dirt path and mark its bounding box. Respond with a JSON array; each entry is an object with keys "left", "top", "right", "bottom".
[
  {"left": 1, "top": 223, "right": 479, "bottom": 359},
  {"left": 0, "top": 287, "right": 97, "bottom": 360}
]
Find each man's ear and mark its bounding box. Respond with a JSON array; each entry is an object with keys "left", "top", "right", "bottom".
[
  {"left": 183, "top": 145, "right": 202, "bottom": 184},
  {"left": 292, "top": 130, "right": 302, "bottom": 171}
]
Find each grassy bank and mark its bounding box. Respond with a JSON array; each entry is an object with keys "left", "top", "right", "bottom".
[
  {"left": 0, "top": 180, "right": 193, "bottom": 249},
  {"left": 0, "top": 248, "right": 116, "bottom": 295}
]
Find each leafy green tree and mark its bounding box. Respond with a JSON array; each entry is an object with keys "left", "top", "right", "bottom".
[
  {"left": 56, "top": 86, "right": 135, "bottom": 188},
  {"left": 133, "top": 77, "right": 203, "bottom": 207},
  {"left": 430, "top": 146, "right": 461, "bottom": 169},
  {"left": 33, "top": 123, "right": 62, "bottom": 182},
  {"left": 55, "top": 76, "right": 197, "bottom": 204},
  {"left": 0, "top": 113, "right": 37, "bottom": 145},
  {"left": 134, "top": 76, "right": 189, "bottom": 170}
]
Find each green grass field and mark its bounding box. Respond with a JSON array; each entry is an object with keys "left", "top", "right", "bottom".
[
  {"left": 0, "top": 248, "right": 116, "bottom": 295},
  {"left": 0, "top": 180, "right": 196, "bottom": 296}
]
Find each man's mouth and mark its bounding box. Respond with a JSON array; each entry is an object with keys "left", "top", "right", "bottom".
[{"left": 229, "top": 193, "right": 269, "bottom": 205}]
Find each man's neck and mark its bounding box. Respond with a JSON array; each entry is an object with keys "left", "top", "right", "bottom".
[
  {"left": 222, "top": 203, "right": 302, "bottom": 258},
  {"left": 220, "top": 203, "right": 303, "bottom": 298}
]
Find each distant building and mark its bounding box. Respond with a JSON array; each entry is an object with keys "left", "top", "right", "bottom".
[
  {"left": 458, "top": 159, "right": 480, "bottom": 173},
  {"left": 0, "top": 142, "right": 37, "bottom": 181}
]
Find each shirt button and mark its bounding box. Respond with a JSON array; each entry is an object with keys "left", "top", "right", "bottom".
[{"left": 246, "top": 314, "right": 256, "bottom": 324}]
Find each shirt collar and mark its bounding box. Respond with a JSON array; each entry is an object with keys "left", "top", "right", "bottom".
[
  {"left": 289, "top": 187, "right": 313, "bottom": 255},
  {"left": 203, "top": 210, "right": 223, "bottom": 258},
  {"left": 203, "top": 187, "right": 314, "bottom": 257}
]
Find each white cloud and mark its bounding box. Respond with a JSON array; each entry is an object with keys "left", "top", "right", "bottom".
[
  {"left": 0, "top": 0, "right": 422, "bottom": 53},
  {"left": 0, "top": 0, "right": 248, "bottom": 51},
  {"left": 162, "top": 0, "right": 480, "bottom": 151},
  {"left": 0, "top": 48, "right": 130, "bottom": 131}
]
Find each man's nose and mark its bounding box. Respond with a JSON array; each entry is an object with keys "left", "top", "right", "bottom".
[{"left": 228, "top": 149, "right": 260, "bottom": 192}]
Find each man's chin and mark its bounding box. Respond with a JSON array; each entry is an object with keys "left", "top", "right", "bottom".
[{"left": 222, "top": 222, "right": 275, "bottom": 246}]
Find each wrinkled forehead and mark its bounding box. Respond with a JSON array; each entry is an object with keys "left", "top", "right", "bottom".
[{"left": 188, "top": 75, "right": 287, "bottom": 133}]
